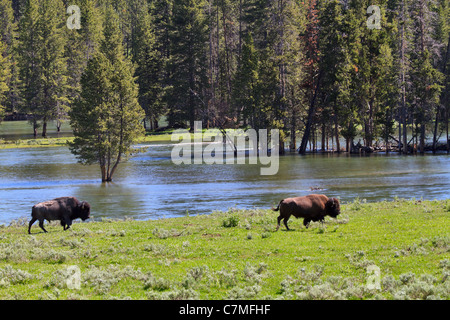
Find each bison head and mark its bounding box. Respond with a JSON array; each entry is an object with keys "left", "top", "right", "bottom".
[
  {"left": 78, "top": 201, "right": 91, "bottom": 221},
  {"left": 325, "top": 197, "right": 340, "bottom": 218}
]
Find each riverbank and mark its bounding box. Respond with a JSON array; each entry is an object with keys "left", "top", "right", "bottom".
[
  {"left": 0, "top": 199, "right": 448, "bottom": 299},
  {"left": 0, "top": 133, "right": 174, "bottom": 149}
]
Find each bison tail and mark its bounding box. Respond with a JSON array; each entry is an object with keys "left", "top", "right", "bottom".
[
  {"left": 271, "top": 200, "right": 283, "bottom": 212},
  {"left": 31, "top": 206, "right": 37, "bottom": 218}
]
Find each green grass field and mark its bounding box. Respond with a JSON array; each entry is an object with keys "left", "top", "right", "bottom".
[{"left": 0, "top": 199, "right": 449, "bottom": 300}]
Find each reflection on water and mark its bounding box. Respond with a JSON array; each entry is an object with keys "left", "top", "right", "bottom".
[{"left": 0, "top": 142, "right": 449, "bottom": 224}]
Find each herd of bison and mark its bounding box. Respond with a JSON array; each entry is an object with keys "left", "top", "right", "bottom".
[{"left": 27, "top": 194, "right": 341, "bottom": 234}]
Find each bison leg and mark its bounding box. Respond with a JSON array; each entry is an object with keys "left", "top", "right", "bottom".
[
  {"left": 38, "top": 220, "right": 48, "bottom": 233},
  {"left": 303, "top": 218, "right": 311, "bottom": 229},
  {"left": 276, "top": 216, "right": 283, "bottom": 231},
  {"left": 64, "top": 219, "right": 72, "bottom": 231},
  {"left": 28, "top": 217, "right": 37, "bottom": 234},
  {"left": 283, "top": 217, "right": 290, "bottom": 231}
]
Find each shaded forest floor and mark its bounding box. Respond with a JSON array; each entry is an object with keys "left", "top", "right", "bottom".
[{"left": 0, "top": 199, "right": 449, "bottom": 299}]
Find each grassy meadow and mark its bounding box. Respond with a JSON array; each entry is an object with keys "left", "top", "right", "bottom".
[
  {"left": 0, "top": 132, "right": 176, "bottom": 149},
  {"left": 0, "top": 198, "right": 448, "bottom": 300}
]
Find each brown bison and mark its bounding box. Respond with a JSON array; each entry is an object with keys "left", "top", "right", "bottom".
[
  {"left": 28, "top": 197, "right": 91, "bottom": 234},
  {"left": 273, "top": 194, "right": 340, "bottom": 231}
]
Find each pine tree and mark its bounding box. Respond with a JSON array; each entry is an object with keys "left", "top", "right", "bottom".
[
  {"left": 409, "top": 0, "right": 444, "bottom": 153},
  {"left": 394, "top": 0, "right": 413, "bottom": 154},
  {"left": 166, "top": 0, "right": 209, "bottom": 130},
  {"left": 0, "top": 0, "right": 18, "bottom": 116},
  {"left": 0, "top": 0, "right": 15, "bottom": 47},
  {"left": 0, "top": 39, "right": 10, "bottom": 121},
  {"left": 431, "top": 0, "right": 449, "bottom": 152},
  {"left": 131, "top": 0, "right": 164, "bottom": 130},
  {"left": 16, "top": 0, "right": 67, "bottom": 137},
  {"left": 16, "top": 0, "right": 41, "bottom": 135},
  {"left": 233, "top": 32, "right": 259, "bottom": 128},
  {"left": 298, "top": 0, "right": 321, "bottom": 154},
  {"left": 64, "top": 0, "right": 103, "bottom": 132},
  {"left": 317, "top": 0, "right": 352, "bottom": 152},
  {"left": 36, "top": 0, "right": 67, "bottom": 137},
  {"left": 69, "top": 6, "right": 145, "bottom": 182}
]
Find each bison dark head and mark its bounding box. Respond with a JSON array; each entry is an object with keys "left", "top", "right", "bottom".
[
  {"left": 78, "top": 201, "right": 91, "bottom": 221},
  {"left": 325, "top": 197, "right": 340, "bottom": 218}
]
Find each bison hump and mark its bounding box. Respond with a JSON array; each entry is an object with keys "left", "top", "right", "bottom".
[{"left": 35, "top": 201, "right": 57, "bottom": 209}]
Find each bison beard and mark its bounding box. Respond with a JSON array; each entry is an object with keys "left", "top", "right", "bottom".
[
  {"left": 272, "top": 194, "right": 340, "bottom": 231},
  {"left": 28, "top": 197, "right": 90, "bottom": 234}
]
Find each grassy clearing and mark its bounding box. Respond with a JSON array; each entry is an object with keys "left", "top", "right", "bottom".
[
  {"left": 0, "top": 137, "right": 75, "bottom": 149},
  {"left": 0, "top": 199, "right": 449, "bottom": 300},
  {"left": 0, "top": 127, "right": 238, "bottom": 149},
  {"left": 0, "top": 133, "right": 175, "bottom": 149}
]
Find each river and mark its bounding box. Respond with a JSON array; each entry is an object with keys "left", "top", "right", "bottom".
[{"left": 0, "top": 141, "right": 449, "bottom": 224}]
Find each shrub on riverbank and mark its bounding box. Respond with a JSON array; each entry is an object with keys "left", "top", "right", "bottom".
[{"left": 0, "top": 199, "right": 448, "bottom": 299}]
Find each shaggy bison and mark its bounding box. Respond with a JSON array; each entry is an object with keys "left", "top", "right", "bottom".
[
  {"left": 273, "top": 194, "right": 340, "bottom": 231},
  {"left": 28, "top": 197, "right": 90, "bottom": 234}
]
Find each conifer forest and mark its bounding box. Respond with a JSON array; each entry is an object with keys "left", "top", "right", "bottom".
[{"left": 0, "top": 0, "right": 449, "bottom": 155}]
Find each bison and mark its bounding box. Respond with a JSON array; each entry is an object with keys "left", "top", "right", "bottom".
[
  {"left": 28, "top": 197, "right": 91, "bottom": 234},
  {"left": 272, "top": 194, "right": 340, "bottom": 231}
]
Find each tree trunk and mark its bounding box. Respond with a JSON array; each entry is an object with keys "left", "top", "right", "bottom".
[
  {"left": 419, "top": 123, "right": 425, "bottom": 154},
  {"left": 399, "top": 5, "right": 408, "bottom": 154},
  {"left": 447, "top": 108, "right": 449, "bottom": 154},
  {"left": 333, "top": 100, "right": 340, "bottom": 153},
  {"left": 321, "top": 121, "right": 326, "bottom": 151},
  {"left": 32, "top": 119, "right": 38, "bottom": 137},
  {"left": 299, "top": 71, "right": 322, "bottom": 154},
  {"left": 189, "top": 73, "right": 195, "bottom": 133},
  {"left": 432, "top": 108, "right": 439, "bottom": 154},
  {"left": 42, "top": 119, "right": 47, "bottom": 138},
  {"left": 385, "top": 109, "right": 390, "bottom": 153},
  {"left": 101, "top": 165, "right": 107, "bottom": 183},
  {"left": 398, "top": 115, "right": 402, "bottom": 153},
  {"left": 334, "top": 120, "right": 340, "bottom": 153},
  {"left": 365, "top": 100, "right": 374, "bottom": 148},
  {"left": 279, "top": 139, "right": 285, "bottom": 155},
  {"left": 108, "top": 156, "right": 121, "bottom": 182},
  {"left": 290, "top": 112, "right": 296, "bottom": 150}
]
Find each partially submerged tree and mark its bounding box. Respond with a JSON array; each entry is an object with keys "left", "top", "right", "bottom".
[{"left": 69, "top": 7, "right": 145, "bottom": 182}]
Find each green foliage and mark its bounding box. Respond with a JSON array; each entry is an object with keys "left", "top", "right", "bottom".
[
  {"left": 233, "top": 32, "right": 259, "bottom": 126},
  {"left": 69, "top": 6, "right": 144, "bottom": 182},
  {"left": 221, "top": 214, "right": 240, "bottom": 228},
  {"left": 0, "top": 0, "right": 448, "bottom": 151},
  {"left": 132, "top": 0, "right": 165, "bottom": 129},
  {"left": 0, "top": 40, "right": 9, "bottom": 121},
  {"left": 165, "top": 0, "right": 209, "bottom": 129},
  {"left": 16, "top": 0, "right": 67, "bottom": 136}
]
